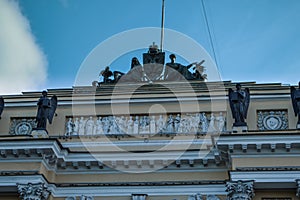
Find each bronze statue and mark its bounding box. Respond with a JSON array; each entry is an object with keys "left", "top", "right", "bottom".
[
  {"left": 100, "top": 66, "right": 124, "bottom": 84},
  {"left": 0, "top": 97, "right": 4, "bottom": 119},
  {"left": 100, "top": 66, "right": 113, "bottom": 83},
  {"left": 166, "top": 54, "right": 196, "bottom": 80},
  {"left": 229, "top": 84, "right": 250, "bottom": 126},
  {"left": 131, "top": 57, "right": 142, "bottom": 69},
  {"left": 193, "top": 60, "right": 207, "bottom": 81},
  {"left": 36, "top": 91, "right": 57, "bottom": 130},
  {"left": 291, "top": 82, "right": 300, "bottom": 127}
]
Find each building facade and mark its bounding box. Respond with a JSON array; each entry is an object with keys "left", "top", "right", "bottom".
[{"left": 0, "top": 81, "right": 300, "bottom": 200}]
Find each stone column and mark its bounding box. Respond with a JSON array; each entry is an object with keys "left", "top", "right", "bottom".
[
  {"left": 17, "top": 182, "right": 50, "bottom": 200},
  {"left": 132, "top": 194, "right": 147, "bottom": 200},
  {"left": 226, "top": 180, "right": 254, "bottom": 200}
]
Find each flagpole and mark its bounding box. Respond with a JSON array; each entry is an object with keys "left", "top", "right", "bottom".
[{"left": 160, "top": 0, "right": 165, "bottom": 52}]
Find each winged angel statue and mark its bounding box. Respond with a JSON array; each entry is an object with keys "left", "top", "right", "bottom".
[
  {"left": 291, "top": 82, "right": 300, "bottom": 126},
  {"left": 36, "top": 91, "right": 57, "bottom": 130},
  {"left": 229, "top": 83, "right": 250, "bottom": 126}
]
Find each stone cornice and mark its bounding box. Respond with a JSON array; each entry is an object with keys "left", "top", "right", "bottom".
[
  {"left": 230, "top": 171, "right": 300, "bottom": 189},
  {"left": 216, "top": 133, "right": 300, "bottom": 153},
  {"left": 0, "top": 175, "right": 227, "bottom": 197},
  {"left": 0, "top": 138, "right": 225, "bottom": 172}
]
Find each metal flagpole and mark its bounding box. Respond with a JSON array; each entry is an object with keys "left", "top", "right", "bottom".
[{"left": 160, "top": 0, "right": 165, "bottom": 52}]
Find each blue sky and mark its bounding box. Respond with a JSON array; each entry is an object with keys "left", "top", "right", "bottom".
[{"left": 0, "top": 0, "right": 300, "bottom": 94}]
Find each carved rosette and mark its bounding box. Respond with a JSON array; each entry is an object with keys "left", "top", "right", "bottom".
[
  {"left": 17, "top": 182, "right": 50, "bottom": 200},
  {"left": 10, "top": 118, "right": 36, "bottom": 135},
  {"left": 226, "top": 180, "right": 254, "bottom": 200},
  {"left": 257, "top": 110, "right": 288, "bottom": 130}
]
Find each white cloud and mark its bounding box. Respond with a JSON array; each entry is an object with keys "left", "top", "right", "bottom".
[{"left": 0, "top": 0, "right": 47, "bottom": 95}]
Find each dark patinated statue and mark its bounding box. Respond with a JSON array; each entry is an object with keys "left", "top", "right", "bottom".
[
  {"left": 291, "top": 82, "right": 300, "bottom": 128},
  {"left": 166, "top": 54, "right": 196, "bottom": 80},
  {"left": 100, "top": 66, "right": 113, "bottom": 83},
  {"left": 98, "top": 44, "right": 207, "bottom": 84},
  {"left": 143, "top": 42, "right": 165, "bottom": 65},
  {"left": 0, "top": 97, "right": 4, "bottom": 119},
  {"left": 131, "top": 57, "right": 142, "bottom": 69},
  {"left": 36, "top": 91, "right": 57, "bottom": 130},
  {"left": 193, "top": 60, "right": 207, "bottom": 81},
  {"left": 99, "top": 66, "right": 125, "bottom": 84},
  {"left": 229, "top": 83, "right": 250, "bottom": 126}
]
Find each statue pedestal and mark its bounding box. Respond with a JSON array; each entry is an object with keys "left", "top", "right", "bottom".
[
  {"left": 232, "top": 126, "right": 248, "bottom": 133},
  {"left": 31, "top": 129, "right": 49, "bottom": 138}
]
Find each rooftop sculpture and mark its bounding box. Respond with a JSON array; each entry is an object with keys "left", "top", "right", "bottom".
[
  {"left": 35, "top": 90, "right": 57, "bottom": 131},
  {"left": 291, "top": 81, "right": 300, "bottom": 129},
  {"left": 99, "top": 43, "right": 207, "bottom": 84},
  {"left": 229, "top": 83, "right": 250, "bottom": 130}
]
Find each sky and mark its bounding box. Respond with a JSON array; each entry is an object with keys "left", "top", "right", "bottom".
[{"left": 0, "top": 0, "right": 300, "bottom": 94}]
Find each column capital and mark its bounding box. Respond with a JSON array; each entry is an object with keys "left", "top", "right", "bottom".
[
  {"left": 226, "top": 180, "right": 254, "bottom": 200},
  {"left": 17, "top": 182, "right": 50, "bottom": 200}
]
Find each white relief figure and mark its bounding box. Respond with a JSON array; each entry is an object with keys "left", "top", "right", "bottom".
[
  {"left": 65, "top": 118, "right": 74, "bottom": 136},
  {"left": 216, "top": 112, "right": 225, "bottom": 132},
  {"left": 133, "top": 116, "right": 139, "bottom": 134},
  {"left": 185, "top": 115, "right": 192, "bottom": 133},
  {"left": 127, "top": 116, "right": 134, "bottom": 134},
  {"left": 85, "top": 116, "right": 94, "bottom": 135},
  {"left": 102, "top": 117, "right": 110, "bottom": 134},
  {"left": 73, "top": 118, "right": 79, "bottom": 135},
  {"left": 150, "top": 116, "right": 156, "bottom": 134},
  {"left": 118, "top": 116, "right": 126, "bottom": 133},
  {"left": 177, "top": 117, "right": 185, "bottom": 133},
  {"left": 95, "top": 117, "right": 104, "bottom": 135},
  {"left": 157, "top": 114, "right": 165, "bottom": 133},
  {"left": 166, "top": 115, "right": 174, "bottom": 133},
  {"left": 190, "top": 114, "right": 199, "bottom": 133},
  {"left": 78, "top": 117, "right": 85, "bottom": 135},
  {"left": 200, "top": 113, "right": 208, "bottom": 133},
  {"left": 174, "top": 114, "right": 181, "bottom": 133},
  {"left": 110, "top": 116, "right": 120, "bottom": 134},
  {"left": 208, "top": 113, "right": 217, "bottom": 133},
  {"left": 140, "top": 116, "right": 149, "bottom": 134}
]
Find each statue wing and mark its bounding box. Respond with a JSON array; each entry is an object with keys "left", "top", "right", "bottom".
[
  {"left": 291, "top": 86, "right": 298, "bottom": 116},
  {"left": 243, "top": 88, "right": 250, "bottom": 119},
  {"left": 47, "top": 95, "right": 57, "bottom": 124},
  {"left": 228, "top": 88, "right": 235, "bottom": 118},
  {"left": 0, "top": 97, "right": 4, "bottom": 118}
]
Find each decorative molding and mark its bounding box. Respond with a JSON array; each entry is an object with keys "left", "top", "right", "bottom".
[
  {"left": 9, "top": 117, "right": 36, "bottom": 135},
  {"left": 65, "top": 197, "right": 76, "bottom": 200},
  {"left": 207, "top": 195, "right": 220, "bottom": 200},
  {"left": 226, "top": 180, "right": 254, "bottom": 200},
  {"left": 257, "top": 110, "right": 288, "bottom": 130},
  {"left": 188, "top": 193, "right": 203, "bottom": 200},
  {"left": 17, "top": 182, "right": 50, "bottom": 200},
  {"left": 80, "top": 195, "right": 94, "bottom": 200},
  {"left": 132, "top": 194, "right": 147, "bottom": 200},
  {"left": 64, "top": 112, "right": 226, "bottom": 136}
]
